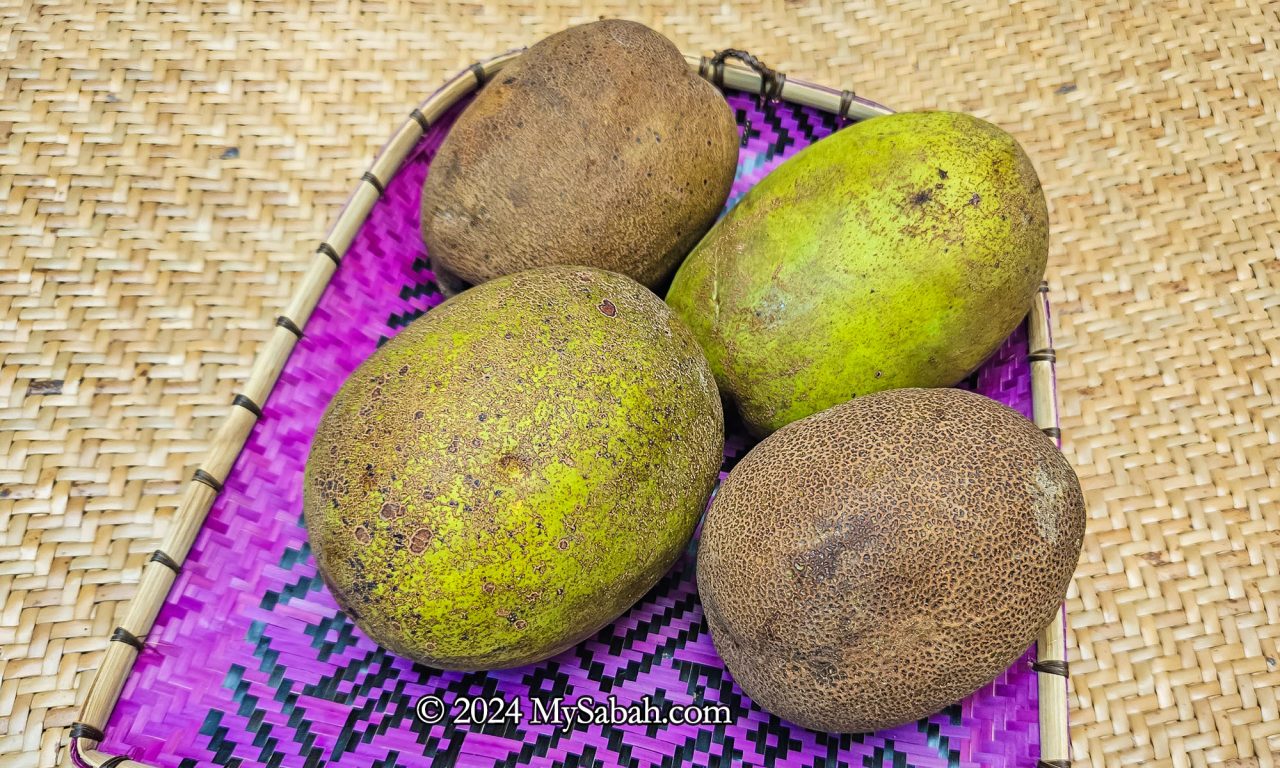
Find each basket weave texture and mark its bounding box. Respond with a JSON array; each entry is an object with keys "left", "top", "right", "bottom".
[
  {"left": 1, "top": 2, "right": 1277, "bottom": 768},
  {"left": 91, "top": 90, "right": 1041, "bottom": 768}
]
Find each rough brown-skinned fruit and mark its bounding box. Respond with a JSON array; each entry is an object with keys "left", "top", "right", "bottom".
[
  {"left": 304, "top": 266, "right": 724, "bottom": 670},
  {"left": 421, "top": 19, "right": 738, "bottom": 289},
  {"left": 696, "top": 388, "right": 1085, "bottom": 733}
]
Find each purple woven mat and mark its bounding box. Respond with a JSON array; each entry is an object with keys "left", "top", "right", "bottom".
[{"left": 103, "top": 88, "right": 1041, "bottom": 768}]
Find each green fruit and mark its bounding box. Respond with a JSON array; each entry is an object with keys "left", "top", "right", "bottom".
[
  {"left": 697, "top": 388, "right": 1085, "bottom": 733},
  {"left": 422, "top": 20, "right": 739, "bottom": 289},
  {"left": 667, "top": 111, "right": 1048, "bottom": 436},
  {"left": 304, "top": 266, "right": 724, "bottom": 670}
]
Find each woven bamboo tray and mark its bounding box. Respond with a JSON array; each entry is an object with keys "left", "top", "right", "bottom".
[{"left": 68, "top": 51, "right": 1070, "bottom": 768}]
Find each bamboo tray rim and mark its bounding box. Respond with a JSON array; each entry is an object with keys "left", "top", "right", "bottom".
[{"left": 68, "top": 48, "right": 1068, "bottom": 768}]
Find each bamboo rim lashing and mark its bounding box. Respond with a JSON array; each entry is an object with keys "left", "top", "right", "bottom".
[{"left": 68, "top": 50, "right": 1069, "bottom": 768}]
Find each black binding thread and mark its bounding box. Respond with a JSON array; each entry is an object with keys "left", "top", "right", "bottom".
[
  {"left": 1033, "top": 659, "right": 1069, "bottom": 677},
  {"left": 317, "top": 243, "right": 341, "bottom": 266},
  {"left": 1042, "top": 426, "right": 1063, "bottom": 440},
  {"left": 1037, "top": 761, "right": 1071, "bottom": 768},
  {"left": 149, "top": 549, "right": 181, "bottom": 574},
  {"left": 469, "top": 62, "right": 488, "bottom": 86},
  {"left": 232, "top": 394, "right": 263, "bottom": 419},
  {"left": 111, "top": 626, "right": 144, "bottom": 652},
  {"left": 275, "top": 316, "right": 304, "bottom": 339},
  {"left": 1040, "top": 280, "right": 1050, "bottom": 293},
  {"left": 409, "top": 108, "right": 430, "bottom": 132},
  {"left": 701, "top": 57, "right": 718, "bottom": 87},
  {"left": 192, "top": 469, "right": 224, "bottom": 494},
  {"left": 838, "top": 89, "right": 858, "bottom": 124},
  {"left": 360, "top": 171, "right": 385, "bottom": 197},
  {"left": 100, "top": 756, "right": 129, "bottom": 768},
  {"left": 707, "top": 49, "right": 786, "bottom": 106},
  {"left": 70, "top": 722, "right": 106, "bottom": 743},
  {"left": 1027, "top": 349, "right": 1057, "bottom": 363}
]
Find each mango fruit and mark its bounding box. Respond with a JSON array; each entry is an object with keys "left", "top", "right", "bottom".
[
  {"left": 422, "top": 20, "right": 738, "bottom": 289},
  {"left": 304, "top": 266, "right": 724, "bottom": 670},
  {"left": 666, "top": 111, "right": 1048, "bottom": 436},
  {"left": 697, "top": 388, "right": 1085, "bottom": 732}
]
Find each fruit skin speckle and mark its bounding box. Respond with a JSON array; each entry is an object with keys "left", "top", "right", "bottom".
[
  {"left": 304, "top": 266, "right": 723, "bottom": 671},
  {"left": 696, "top": 388, "right": 1085, "bottom": 733}
]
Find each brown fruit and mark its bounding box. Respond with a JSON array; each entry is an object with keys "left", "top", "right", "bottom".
[
  {"left": 421, "top": 19, "right": 739, "bottom": 289},
  {"left": 696, "top": 388, "right": 1085, "bottom": 732}
]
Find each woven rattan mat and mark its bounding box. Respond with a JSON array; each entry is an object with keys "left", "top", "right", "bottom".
[{"left": 1, "top": 2, "right": 1276, "bottom": 766}]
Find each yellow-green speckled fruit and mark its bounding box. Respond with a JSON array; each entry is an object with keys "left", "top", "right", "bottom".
[
  {"left": 666, "top": 111, "right": 1048, "bottom": 437},
  {"left": 304, "top": 266, "right": 723, "bottom": 670}
]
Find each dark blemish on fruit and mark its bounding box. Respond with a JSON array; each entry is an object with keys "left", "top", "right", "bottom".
[
  {"left": 514, "top": 620, "right": 528, "bottom": 630},
  {"left": 409, "top": 527, "right": 433, "bottom": 553},
  {"left": 379, "top": 502, "right": 402, "bottom": 520},
  {"left": 478, "top": 412, "right": 488, "bottom": 422},
  {"left": 875, "top": 371, "right": 883, "bottom": 378},
  {"left": 969, "top": 193, "right": 981, "bottom": 206},
  {"left": 557, "top": 538, "right": 570, "bottom": 551},
  {"left": 354, "top": 525, "right": 372, "bottom": 545},
  {"left": 598, "top": 299, "right": 617, "bottom": 317},
  {"left": 398, "top": 364, "right": 409, "bottom": 375},
  {"left": 482, "top": 582, "right": 496, "bottom": 594},
  {"left": 502, "top": 76, "right": 515, "bottom": 85},
  {"left": 912, "top": 189, "right": 932, "bottom": 205},
  {"left": 414, "top": 410, "right": 424, "bottom": 420},
  {"left": 937, "top": 168, "right": 948, "bottom": 180}
]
